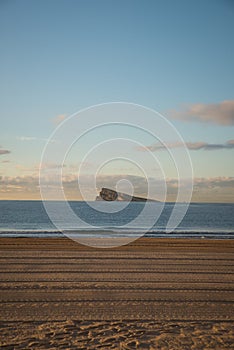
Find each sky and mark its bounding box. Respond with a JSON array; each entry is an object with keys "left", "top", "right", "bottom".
[{"left": 0, "top": 0, "right": 234, "bottom": 202}]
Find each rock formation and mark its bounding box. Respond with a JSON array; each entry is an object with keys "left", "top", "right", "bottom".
[{"left": 96, "top": 188, "right": 158, "bottom": 202}]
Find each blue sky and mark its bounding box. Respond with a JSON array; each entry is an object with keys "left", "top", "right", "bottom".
[{"left": 0, "top": 0, "right": 234, "bottom": 201}]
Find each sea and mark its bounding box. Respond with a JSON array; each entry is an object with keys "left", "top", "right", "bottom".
[{"left": 0, "top": 201, "right": 233, "bottom": 239}]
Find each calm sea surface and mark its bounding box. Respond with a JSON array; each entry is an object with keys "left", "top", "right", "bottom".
[{"left": 0, "top": 201, "right": 233, "bottom": 239}]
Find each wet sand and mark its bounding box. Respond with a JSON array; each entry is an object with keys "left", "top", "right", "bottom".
[{"left": 0, "top": 237, "right": 234, "bottom": 349}]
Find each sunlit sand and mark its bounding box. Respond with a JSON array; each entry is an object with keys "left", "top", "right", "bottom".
[{"left": 0, "top": 237, "right": 233, "bottom": 349}]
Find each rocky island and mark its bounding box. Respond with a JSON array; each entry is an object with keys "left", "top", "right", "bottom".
[{"left": 96, "top": 187, "right": 158, "bottom": 202}]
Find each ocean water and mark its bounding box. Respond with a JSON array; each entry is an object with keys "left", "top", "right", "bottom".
[{"left": 0, "top": 201, "right": 233, "bottom": 239}]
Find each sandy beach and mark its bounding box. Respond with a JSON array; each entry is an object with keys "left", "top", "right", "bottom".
[{"left": 0, "top": 237, "right": 234, "bottom": 349}]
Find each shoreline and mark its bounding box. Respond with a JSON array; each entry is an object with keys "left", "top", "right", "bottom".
[{"left": 0, "top": 231, "right": 234, "bottom": 240}]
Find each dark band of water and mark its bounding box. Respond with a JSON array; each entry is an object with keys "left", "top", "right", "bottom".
[{"left": 0, "top": 201, "right": 233, "bottom": 239}]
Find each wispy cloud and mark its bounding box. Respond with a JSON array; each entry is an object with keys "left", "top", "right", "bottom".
[
  {"left": 138, "top": 140, "right": 234, "bottom": 152},
  {"left": 17, "top": 136, "right": 48, "bottom": 142},
  {"left": 52, "top": 114, "right": 67, "bottom": 125},
  {"left": 39, "top": 162, "right": 66, "bottom": 170},
  {"left": 18, "top": 136, "right": 37, "bottom": 141},
  {"left": 170, "top": 100, "right": 234, "bottom": 125},
  {"left": 17, "top": 136, "right": 55, "bottom": 143}
]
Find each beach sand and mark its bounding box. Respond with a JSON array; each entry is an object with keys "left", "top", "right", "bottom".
[{"left": 0, "top": 237, "right": 233, "bottom": 349}]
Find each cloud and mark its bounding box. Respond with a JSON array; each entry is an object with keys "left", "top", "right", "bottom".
[
  {"left": 138, "top": 140, "right": 234, "bottom": 152},
  {"left": 17, "top": 136, "right": 55, "bottom": 143},
  {"left": 1, "top": 174, "right": 234, "bottom": 202},
  {"left": 193, "top": 177, "right": 234, "bottom": 189},
  {"left": 167, "top": 177, "right": 234, "bottom": 202},
  {"left": 170, "top": 100, "right": 234, "bottom": 125},
  {"left": 39, "top": 162, "right": 66, "bottom": 170},
  {"left": 18, "top": 136, "right": 37, "bottom": 141},
  {"left": 0, "top": 175, "right": 39, "bottom": 194},
  {"left": 52, "top": 114, "right": 67, "bottom": 125},
  {"left": 0, "top": 148, "right": 10, "bottom": 155},
  {"left": 227, "top": 139, "right": 234, "bottom": 145},
  {"left": 163, "top": 177, "right": 234, "bottom": 190}
]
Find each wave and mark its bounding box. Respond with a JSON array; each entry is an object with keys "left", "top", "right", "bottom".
[{"left": 0, "top": 227, "right": 233, "bottom": 239}]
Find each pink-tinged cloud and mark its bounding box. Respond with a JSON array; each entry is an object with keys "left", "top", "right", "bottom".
[
  {"left": 170, "top": 100, "right": 234, "bottom": 125},
  {"left": 227, "top": 140, "right": 234, "bottom": 145},
  {"left": 52, "top": 114, "right": 67, "bottom": 125},
  {"left": 0, "top": 149, "right": 10, "bottom": 155},
  {"left": 138, "top": 140, "right": 234, "bottom": 152}
]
